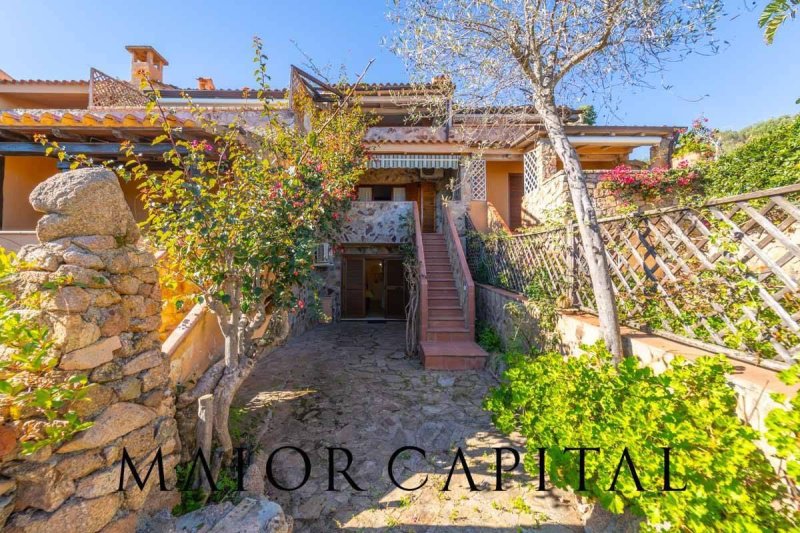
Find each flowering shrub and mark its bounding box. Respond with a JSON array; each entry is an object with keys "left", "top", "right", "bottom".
[
  {"left": 674, "top": 116, "right": 718, "bottom": 158},
  {"left": 599, "top": 163, "right": 702, "bottom": 203}
]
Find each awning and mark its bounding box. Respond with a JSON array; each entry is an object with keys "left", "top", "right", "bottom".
[{"left": 369, "top": 154, "right": 461, "bottom": 169}]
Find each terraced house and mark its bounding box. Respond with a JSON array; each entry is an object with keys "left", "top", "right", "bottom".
[{"left": 0, "top": 45, "right": 678, "bottom": 368}]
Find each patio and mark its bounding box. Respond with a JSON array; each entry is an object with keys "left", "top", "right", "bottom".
[{"left": 235, "top": 322, "right": 583, "bottom": 532}]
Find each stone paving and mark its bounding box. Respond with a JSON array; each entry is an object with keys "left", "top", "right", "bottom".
[{"left": 235, "top": 322, "right": 583, "bottom": 532}]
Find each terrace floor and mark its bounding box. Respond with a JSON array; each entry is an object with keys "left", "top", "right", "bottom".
[{"left": 235, "top": 322, "right": 583, "bottom": 532}]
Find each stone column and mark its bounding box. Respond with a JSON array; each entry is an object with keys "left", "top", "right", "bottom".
[
  {"left": 0, "top": 168, "right": 179, "bottom": 533},
  {"left": 650, "top": 136, "right": 673, "bottom": 168}
]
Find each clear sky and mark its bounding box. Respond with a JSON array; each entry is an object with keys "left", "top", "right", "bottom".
[{"left": 0, "top": 0, "right": 797, "bottom": 131}]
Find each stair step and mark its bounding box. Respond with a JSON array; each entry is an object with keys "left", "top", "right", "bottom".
[
  {"left": 420, "top": 341, "right": 488, "bottom": 370},
  {"left": 429, "top": 319, "right": 467, "bottom": 329},
  {"left": 430, "top": 308, "right": 464, "bottom": 319},
  {"left": 429, "top": 281, "right": 456, "bottom": 289},
  {"left": 428, "top": 302, "right": 462, "bottom": 309}
]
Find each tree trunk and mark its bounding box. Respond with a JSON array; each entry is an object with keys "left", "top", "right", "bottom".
[{"left": 532, "top": 91, "right": 624, "bottom": 360}]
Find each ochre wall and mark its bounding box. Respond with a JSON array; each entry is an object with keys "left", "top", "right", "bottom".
[
  {"left": 2, "top": 156, "right": 57, "bottom": 230},
  {"left": 2, "top": 156, "right": 147, "bottom": 230},
  {"left": 486, "top": 161, "right": 522, "bottom": 226}
]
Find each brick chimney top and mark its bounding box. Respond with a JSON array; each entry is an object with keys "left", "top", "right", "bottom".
[
  {"left": 125, "top": 45, "right": 168, "bottom": 84},
  {"left": 197, "top": 77, "right": 216, "bottom": 90}
]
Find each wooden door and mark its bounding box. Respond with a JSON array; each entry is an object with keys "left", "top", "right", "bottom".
[
  {"left": 421, "top": 181, "right": 436, "bottom": 233},
  {"left": 342, "top": 257, "right": 365, "bottom": 318},
  {"left": 508, "top": 173, "right": 523, "bottom": 230},
  {"left": 385, "top": 258, "right": 406, "bottom": 319}
]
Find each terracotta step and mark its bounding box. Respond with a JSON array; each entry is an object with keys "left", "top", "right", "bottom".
[
  {"left": 428, "top": 300, "right": 461, "bottom": 309},
  {"left": 420, "top": 341, "right": 488, "bottom": 370},
  {"left": 427, "top": 273, "right": 455, "bottom": 281},
  {"left": 430, "top": 308, "right": 464, "bottom": 319},
  {"left": 426, "top": 331, "right": 472, "bottom": 342},
  {"left": 428, "top": 290, "right": 459, "bottom": 299},
  {"left": 429, "top": 281, "right": 456, "bottom": 290},
  {"left": 426, "top": 265, "right": 452, "bottom": 272},
  {"left": 429, "top": 319, "right": 467, "bottom": 329}
]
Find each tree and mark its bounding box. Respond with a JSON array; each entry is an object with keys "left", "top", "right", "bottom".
[
  {"left": 121, "top": 39, "right": 371, "bottom": 462},
  {"left": 760, "top": 0, "right": 799, "bottom": 44},
  {"left": 390, "top": 0, "right": 722, "bottom": 358}
]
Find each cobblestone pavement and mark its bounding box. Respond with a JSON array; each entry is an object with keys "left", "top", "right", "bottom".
[{"left": 236, "top": 322, "right": 584, "bottom": 532}]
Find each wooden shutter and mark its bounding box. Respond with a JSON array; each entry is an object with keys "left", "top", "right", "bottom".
[
  {"left": 385, "top": 259, "right": 406, "bottom": 319},
  {"left": 421, "top": 181, "right": 436, "bottom": 233},
  {"left": 342, "top": 257, "right": 365, "bottom": 318},
  {"left": 509, "top": 173, "right": 523, "bottom": 230}
]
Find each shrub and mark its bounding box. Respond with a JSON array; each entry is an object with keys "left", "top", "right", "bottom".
[
  {"left": 485, "top": 342, "right": 795, "bottom": 531},
  {"left": 476, "top": 323, "right": 504, "bottom": 353},
  {"left": 702, "top": 114, "right": 800, "bottom": 197}
]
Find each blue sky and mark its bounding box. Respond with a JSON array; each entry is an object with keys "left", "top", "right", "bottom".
[{"left": 0, "top": 0, "right": 797, "bottom": 131}]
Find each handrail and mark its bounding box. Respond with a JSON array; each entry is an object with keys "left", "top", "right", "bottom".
[
  {"left": 413, "top": 202, "right": 428, "bottom": 343},
  {"left": 443, "top": 204, "right": 475, "bottom": 334}
]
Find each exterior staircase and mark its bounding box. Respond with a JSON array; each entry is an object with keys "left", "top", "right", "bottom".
[{"left": 418, "top": 226, "right": 488, "bottom": 370}]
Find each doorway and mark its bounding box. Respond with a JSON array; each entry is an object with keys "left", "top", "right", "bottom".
[{"left": 342, "top": 256, "right": 407, "bottom": 319}]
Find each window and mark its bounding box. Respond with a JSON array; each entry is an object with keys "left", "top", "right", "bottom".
[
  {"left": 392, "top": 187, "right": 406, "bottom": 201},
  {"left": 358, "top": 187, "right": 372, "bottom": 201}
]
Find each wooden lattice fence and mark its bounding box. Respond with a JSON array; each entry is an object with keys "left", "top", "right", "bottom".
[{"left": 466, "top": 183, "right": 800, "bottom": 369}]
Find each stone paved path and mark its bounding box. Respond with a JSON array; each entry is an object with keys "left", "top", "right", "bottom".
[{"left": 236, "top": 322, "right": 583, "bottom": 532}]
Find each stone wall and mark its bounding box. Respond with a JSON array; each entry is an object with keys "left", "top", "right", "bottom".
[
  {"left": 0, "top": 168, "right": 179, "bottom": 532},
  {"left": 340, "top": 201, "right": 413, "bottom": 244}
]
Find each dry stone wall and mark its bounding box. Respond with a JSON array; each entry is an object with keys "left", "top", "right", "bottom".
[{"left": 0, "top": 168, "right": 179, "bottom": 533}]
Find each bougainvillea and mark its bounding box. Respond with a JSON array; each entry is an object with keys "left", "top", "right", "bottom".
[
  {"left": 599, "top": 163, "right": 702, "bottom": 203},
  {"left": 673, "top": 116, "right": 718, "bottom": 158}
]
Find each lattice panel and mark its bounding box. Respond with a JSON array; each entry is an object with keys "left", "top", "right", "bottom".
[
  {"left": 465, "top": 158, "right": 486, "bottom": 201},
  {"left": 466, "top": 183, "right": 800, "bottom": 368},
  {"left": 523, "top": 150, "right": 538, "bottom": 194},
  {"left": 89, "top": 68, "right": 149, "bottom": 108}
]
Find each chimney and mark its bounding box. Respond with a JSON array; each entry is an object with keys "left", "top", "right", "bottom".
[
  {"left": 197, "top": 77, "right": 216, "bottom": 91},
  {"left": 125, "top": 45, "right": 168, "bottom": 85}
]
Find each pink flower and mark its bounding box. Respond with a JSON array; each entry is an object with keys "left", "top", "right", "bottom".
[{"left": 297, "top": 300, "right": 305, "bottom": 309}]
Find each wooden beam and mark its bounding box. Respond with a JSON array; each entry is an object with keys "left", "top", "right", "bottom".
[
  {"left": 0, "top": 142, "right": 181, "bottom": 156},
  {"left": 0, "top": 129, "right": 32, "bottom": 142},
  {"left": 0, "top": 156, "right": 4, "bottom": 229}
]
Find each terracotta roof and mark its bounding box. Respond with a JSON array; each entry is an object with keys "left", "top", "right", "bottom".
[
  {"left": 0, "top": 108, "right": 197, "bottom": 128},
  {"left": 0, "top": 79, "right": 88, "bottom": 85}
]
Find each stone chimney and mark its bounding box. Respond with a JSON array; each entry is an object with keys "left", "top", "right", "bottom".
[
  {"left": 125, "top": 45, "right": 168, "bottom": 85},
  {"left": 197, "top": 77, "right": 215, "bottom": 91}
]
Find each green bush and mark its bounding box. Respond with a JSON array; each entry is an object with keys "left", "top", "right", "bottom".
[
  {"left": 485, "top": 342, "right": 795, "bottom": 532},
  {"left": 703, "top": 114, "right": 800, "bottom": 197},
  {"left": 476, "top": 323, "right": 504, "bottom": 353}
]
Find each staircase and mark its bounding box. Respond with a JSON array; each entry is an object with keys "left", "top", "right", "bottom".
[{"left": 419, "top": 231, "right": 488, "bottom": 370}]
